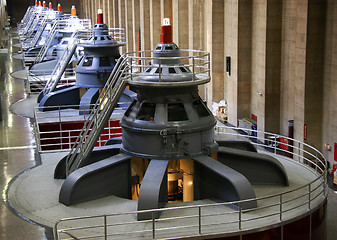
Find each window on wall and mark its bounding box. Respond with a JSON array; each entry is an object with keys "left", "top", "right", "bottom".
[
  {"left": 136, "top": 102, "right": 156, "bottom": 121},
  {"left": 164, "top": 46, "right": 173, "bottom": 50},
  {"left": 82, "top": 57, "right": 93, "bottom": 66},
  {"left": 180, "top": 67, "right": 190, "bottom": 73},
  {"left": 168, "top": 103, "right": 188, "bottom": 121},
  {"left": 169, "top": 68, "right": 177, "bottom": 74},
  {"left": 99, "top": 57, "right": 111, "bottom": 67}
]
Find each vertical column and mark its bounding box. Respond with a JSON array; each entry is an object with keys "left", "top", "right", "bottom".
[
  {"left": 225, "top": 0, "right": 248, "bottom": 125},
  {"left": 82, "top": 0, "right": 88, "bottom": 18},
  {"left": 303, "top": 0, "right": 325, "bottom": 149},
  {"left": 249, "top": 0, "right": 282, "bottom": 135},
  {"left": 224, "top": 0, "right": 238, "bottom": 125},
  {"left": 118, "top": 0, "right": 125, "bottom": 29},
  {"left": 204, "top": 0, "right": 224, "bottom": 107},
  {"left": 251, "top": 0, "right": 266, "bottom": 134},
  {"left": 161, "top": 0, "right": 172, "bottom": 20},
  {"left": 280, "top": 0, "right": 296, "bottom": 136},
  {"left": 140, "top": 0, "right": 151, "bottom": 53},
  {"left": 91, "top": 0, "right": 96, "bottom": 25},
  {"left": 87, "top": 0, "right": 90, "bottom": 19},
  {"left": 189, "top": 0, "right": 204, "bottom": 99},
  {"left": 117, "top": 0, "right": 125, "bottom": 54},
  {"left": 112, "top": 0, "right": 119, "bottom": 28},
  {"left": 172, "top": 0, "right": 188, "bottom": 49},
  {"left": 237, "top": 0, "right": 252, "bottom": 121},
  {"left": 264, "top": 0, "right": 282, "bottom": 134},
  {"left": 188, "top": 0, "right": 204, "bottom": 51},
  {"left": 293, "top": 1, "right": 308, "bottom": 147},
  {"left": 125, "top": 0, "right": 134, "bottom": 53},
  {"left": 102, "top": 0, "right": 108, "bottom": 25},
  {"left": 150, "top": 0, "right": 161, "bottom": 49},
  {"left": 323, "top": 0, "right": 337, "bottom": 167},
  {"left": 107, "top": 0, "right": 111, "bottom": 27},
  {"left": 132, "top": 0, "right": 140, "bottom": 52}
]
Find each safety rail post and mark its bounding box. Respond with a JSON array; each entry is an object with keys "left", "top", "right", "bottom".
[
  {"left": 308, "top": 184, "right": 311, "bottom": 210},
  {"left": 192, "top": 57, "right": 195, "bottom": 81},
  {"left": 238, "top": 202, "right": 242, "bottom": 230},
  {"left": 324, "top": 171, "right": 327, "bottom": 198},
  {"left": 59, "top": 106, "right": 63, "bottom": 149},
  {"left": 152, "top": 212, "right": 156, "bottom": 239},
  {"left": 279, "top": 194, "right": 283, "bottom": 221},
  {"left": 104, "top": 215, "right": 107, "bottom": 240},
  {"left": 198, "top": 206, "right": 202, "bottom": 234},
  {"left": 158, "top": 58, "right": 161, "bottom": 83},
  {"left": 274, "top": 135, "right": 277, "bottom": 154},
  {"left": 129, "top": 56, "right": 133, "bottom": 82}
]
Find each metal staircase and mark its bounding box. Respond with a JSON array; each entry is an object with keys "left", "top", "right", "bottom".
[
  {"left": 19, "top": 11, "right": 38, "bottom": 36},
  {"left": 34, "top": 20, "right": 67, "bottom": 63},
  {"left": 34, "top": 19, "right": 91, "bottom": 64},
  {"left": 19, "top": 6, "right": 34, "bottom": 29},
  {"left": 24, "top": 18, "right": 48, "bottom": 49},
  {"left": 65, "top": 56, "right": 129, "bottom": 176},
  {"left": 24, "top": 13, "right": 47, "bottom": 40},
  {"left": 18, "top": 9, "right": 37, "bottom": 34},
  {"left": 39, "top": 33, "right": 79, "bottom": 97}
]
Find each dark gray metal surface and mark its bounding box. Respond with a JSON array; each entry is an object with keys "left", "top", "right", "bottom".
[
  {"left": 38, "top": 85, "right": 80, "bottom": 109},
  {"left": 137, "top": 159, "right": 169, "bottom": 220},
  {"left": 217, "top": 140, "right": 258, "bottom": 152},
  {"left": 193, "top": 154, "right": 257, "bottom": 210},
  {"left": 59, "top": 153, "right": 131, "bottom": 206},
  {"left": 121, "top": 86, "right": 216, "bottom": 160},
  {"left": 218, "top": 146, "right": 289, "bottom": 186},
  {"left": 79, "top": 87, "right": 100, "bottom": 115},
  {"left": 29, "top": 59, "right": 58, "bottom": 75},
  {"left": 54, "top": 144, "right": 121, "bottom": 179}
]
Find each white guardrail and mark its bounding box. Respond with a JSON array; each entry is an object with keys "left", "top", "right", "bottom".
[
  {"left": 27, "top": 68, "right": 77, "bottom": 93},
  {"left": 54, "top": 125, "right": 327, "bottom": 240},
  {"left": 34, "top": 104, "right": 128, "bottom": 152}
]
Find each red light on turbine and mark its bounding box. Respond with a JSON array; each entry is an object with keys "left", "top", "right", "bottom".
[
  {"left": 97, "top": 9, "right": 103, "bottom": 24},
  {"left": 160, "top": 18, "right": 172, "bottom": 44},
  {"left": 71, "top": 5, "right": 76, "bottom": 16}
]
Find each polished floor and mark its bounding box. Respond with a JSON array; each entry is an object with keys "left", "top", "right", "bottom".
[{"left": 0, "top": 31, "right": 336, "bottom": 239}]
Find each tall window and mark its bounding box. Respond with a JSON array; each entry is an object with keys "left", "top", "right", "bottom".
[{"left": 168, "top": 103, "right": 188, "bottom": 121}]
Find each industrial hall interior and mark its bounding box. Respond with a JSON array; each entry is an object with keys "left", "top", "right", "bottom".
[{"left": 0, "top": 0, "right": 337, "bottom": 239}]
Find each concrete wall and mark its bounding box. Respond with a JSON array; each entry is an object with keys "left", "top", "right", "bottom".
[
  {"left": 80, "top": 0, "right": 336, "bottom": 168},
  {"left": 323, "top": 0, "right": 337, "bottom": 169}
]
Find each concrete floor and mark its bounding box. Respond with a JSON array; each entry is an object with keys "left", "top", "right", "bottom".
[{"left": 0, "top": 31, "right": 336, "bottom": 240}]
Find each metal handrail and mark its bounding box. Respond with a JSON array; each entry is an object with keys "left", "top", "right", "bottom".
[
  {"left": 63, "top": 49, "right": 210, "bottom": 176},
  {"left": 19, "top": 6, "right": 34, "bottom": 27},
  {"left": 216, "top": 125, "right": 326, "bottom": 167},
  {"left": 35, "top": 19, "right": 92, "bottom": 63},
  {"left": 124, "top": 49, "right": 211, "bottom": 86},
  {"left": 76, "top": 27, "right": 127, "bottom": 46},
  {"left": 23, "top": 12, "right": 48, "bottom": 41},
  {"left": 54, "top": 126, "right": 327, "bottom": 240},
  {"left": 21, "top": 18, "right": 47, "bottom": 49},
  {"left": 64, "top": 56, "right": 129, "bottom": 175},
  {"left": 34, "top": 102, "right": 128, "bottom": 152},
  {"left": 39, "top": 33, "right": 80, "bottom": 96}
]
